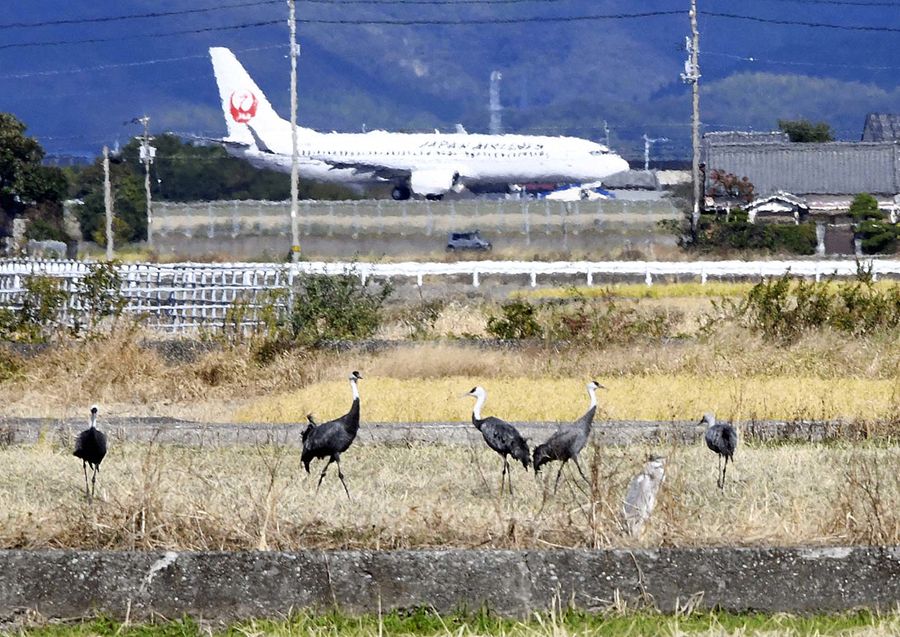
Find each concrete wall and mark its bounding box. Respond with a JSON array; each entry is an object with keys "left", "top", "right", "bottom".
[
  {"left": 1, "top": 548, "right": 897, "bottom": 621},
  {"left": 0, "top": 417, "right": 862, "bottom": 450}
]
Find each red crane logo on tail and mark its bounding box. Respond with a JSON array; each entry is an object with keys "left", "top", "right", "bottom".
[{"left": 229, "top": 90, "right": 258, "bottom": 123}]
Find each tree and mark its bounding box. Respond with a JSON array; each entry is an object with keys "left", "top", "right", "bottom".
[
  {"left": 706, "top": 169, "right": 754, "bottom": 203},
  {"left": 778, "top": 119, "right": 834, "bottom": 143},
  {"left": 70, "top": 155, "right": 147, "bottom": 244},
  {"left": 849, "top": 193, "right": 899, "bottom": 254},
  {"left": 0, "top": 113, "right": 68, "bottom": 242},
  {"left": 69, "top": 134, "right": 360, "bottom": 246}
]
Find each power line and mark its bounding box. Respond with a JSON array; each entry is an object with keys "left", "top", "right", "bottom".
[
  {"left": 0, "top": 45, "right": 284, "bottom": 80},
  {"left": 0, "top": 0, "right": 281, "bottom": 30},
  {"left": 700, "top": 10, "right": 900, "bottom": 32},
  {"left": 0, "top": 11, "right": 685, "bottom": 51},
  {"left": 718, "top": 0, "right": 900, "bottom": 6},
  {"left": 0, "top": 20, "right": 284, "bottom": 51},
  {"left": 297, "top": 11, "right": 684, "bottom": 24},
  {"left": 703, "top": 49, "right": 900, "bottom": 71}
]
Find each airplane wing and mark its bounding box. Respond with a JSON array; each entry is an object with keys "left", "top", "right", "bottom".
[
  {"left": 175, "top": 132, "right": 253, "bottom": 151},
  {"left": 310, "top": 157, "right": 411, "bottom": 181},
  {"left": 311, "top": 160, "right": 460, "bottom": 197}
]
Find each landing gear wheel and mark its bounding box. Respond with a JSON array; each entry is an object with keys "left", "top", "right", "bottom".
[{"left": 391, "top": 185, "right": 411, "bottom": 201}]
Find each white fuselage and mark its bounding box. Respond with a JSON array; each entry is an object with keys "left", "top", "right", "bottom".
[
  {"left": 209, "top": 47, "right": 629, "bottom": 197},
  {"left": 239, "top": 126, "right": 628, "bottom": 188}
]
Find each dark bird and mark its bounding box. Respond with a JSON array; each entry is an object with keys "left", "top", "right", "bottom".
[
  {"left": 73, "top": 405, "right": 107, "bottom": 502},
  {"left": 533, "top": 380, "right": 604, "bottom": 492},
  {"left": 701, "top": 412, "right": 738, "bottom": 489},
  {"left": 465, "top": 386, "right": 530, "bottom": 496},
  {"left": 301, "top": 371, "right": 362, "bottom": 499}
]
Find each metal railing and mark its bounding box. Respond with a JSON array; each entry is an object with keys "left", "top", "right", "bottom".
[{"left": 1, "top": 258, "right": 898, "bottom": 332}]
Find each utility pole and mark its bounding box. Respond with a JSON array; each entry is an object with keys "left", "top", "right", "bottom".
[
  {"left": 681, "top": 0, "right": 702, "bottom": 239},
  {"left": 133, "top": 116, "right": 155, "bottom": 250},
  {"left": 103, "top": 145, "right": 114, "bottom": 260},
  {"left": 489, "top": 71, "right": 503, "bottom": 135},
  {"left": 288, "top": 0, "right": 301, "bottom": 263},
  {"left": 642, "top": 134, "right": 669, "bottom": 171}
]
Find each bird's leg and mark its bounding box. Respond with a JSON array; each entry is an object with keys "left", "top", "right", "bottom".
[
  {"left": 316, "top": 458, "right": 334, "bottom": 494},
  {"left": 573, "top": 456, "right": 590, "bottom": 485},
  {"left": 717, "top": 455, "right": 723, "bottom": 489},
  {"left": 335, "top": 458, "right": 351, "bottom": 501},
  {"left": 553, "top": 461, "right": 566, "bottom": 494},
  {"left": 505, "top": 457, "right": 513, "bottom": 496},
  {"left": 82, "top": 461, "right": 90, "bottom": 502},
  {"left": 721, "top": 456, "right": 729, "bottom": 488},
  {"left": 499, "top": 457, "right": 509, "bottom": 498},
  {"left": 91, "top": 464, "right": 99, "bottom": 500}
]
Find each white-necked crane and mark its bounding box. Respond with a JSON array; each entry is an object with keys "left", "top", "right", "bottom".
[
  {"left": 465, "top": 386, "right": 530, "bottom": 496},
  {"left": 301, "top": 371, "right": 362, "bottom": 499},
  {"left": 73, "top": 405, "right": 107, "bottom": 502},
  {"left": 532, "top": 380, "right": 604, "bottom": 492},
  {"left": 701, "top": 412, "right": 738, "bottom": 489}
]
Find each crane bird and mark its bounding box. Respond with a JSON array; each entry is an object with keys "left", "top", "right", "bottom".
[
  {"left": 532, "top": 380, "right": 605, "bottom": 493},
  {"left": 701, "top": 412, "right": 737, "bottom": 489},
  {"left": 622, "top": 454, "right": 666, "bottom": 538},
  {"left": 301, "top": 371, "right": 362, "bottom": 499},
  {"left": 465, "top": 386, "right": 530, "bottom": 495},
  {"left": 73, "top": 405, "right": 107, "bottom": 502}
]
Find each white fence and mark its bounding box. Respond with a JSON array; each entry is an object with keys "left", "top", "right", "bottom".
[{"left": 1, "top": 258, "right": 898, "bottom": 332}]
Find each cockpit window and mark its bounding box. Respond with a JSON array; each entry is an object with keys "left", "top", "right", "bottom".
[{"left": 590, "top": 149, "right": 608, "bottom": 156}]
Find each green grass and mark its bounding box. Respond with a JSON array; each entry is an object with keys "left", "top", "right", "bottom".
[{"left": 15, "top": 608, "right": 900, "bottom": 636}]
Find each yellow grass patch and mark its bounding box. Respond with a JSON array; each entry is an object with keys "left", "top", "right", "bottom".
[
  {"left": 235, "top": 375, "right": 900, "bottom": 423},
  {"left": 522, "top": 279, "right": 900, "bottom": 300}
]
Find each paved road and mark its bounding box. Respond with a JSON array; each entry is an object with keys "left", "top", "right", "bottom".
[{"left": 0, "top": 416, "right": 852, "bottom": 448}]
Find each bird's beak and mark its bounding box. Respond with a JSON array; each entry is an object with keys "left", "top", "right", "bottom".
[{"left": 460, "top": 392, "right": 473, "bottom": 398}]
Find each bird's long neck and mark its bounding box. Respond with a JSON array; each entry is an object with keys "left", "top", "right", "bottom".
[
  {"left": 89, "top": 413, "right": 97, "bottom": 429},
  {"left": 471, "top": 393, "right": 486, "bottom": 429},
  {"left": 345, "top": 380, "right": 361, "bottom": 435},
  {"left": 577, "top": 386, "right": 598, "bottom": 434}
]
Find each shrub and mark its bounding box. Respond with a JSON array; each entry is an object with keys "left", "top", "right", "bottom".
[
  {"left": 690, "top": 211, "right": 817, "bottom": 255},
  {"left": 288, "top": 271, "right": 392, "bottom": 344},
  {"left": 544, "top": 290, "right": 679, "bottom": 344},
  {"left": 73, "top": 261, "right": 128, "bottom": 334},
  {"left": 486, "top": 300, "right": 543, "bottom": 340},
  {"left": 8, "top": 275, "right": 71, "bottom": 342},
  {"left": 708, "top": 270, "right": 900, "bottom": 340},
  {"left": 399, "top": 299, "right": 445, "bottom": 340}
]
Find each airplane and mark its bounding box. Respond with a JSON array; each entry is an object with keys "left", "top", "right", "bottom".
[{"left": 209, "top": 47, "right": 629, "bottom": 200}]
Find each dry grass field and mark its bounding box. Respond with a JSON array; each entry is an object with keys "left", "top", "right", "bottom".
[
  {"left": 0, "top": 326, "right": 896, "bottom": 424},
  {"left": 1, "top": 437, "right": 897, "bottom": 551}
]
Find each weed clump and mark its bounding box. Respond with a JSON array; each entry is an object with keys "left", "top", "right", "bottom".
[
  {"left": 706, "top": 268, "right": 900, "bottom": 341},
  {"left": 486, "top": 299, "right": 543, "bottom": 340}
]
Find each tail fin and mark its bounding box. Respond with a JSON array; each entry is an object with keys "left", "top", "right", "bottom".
[{"left": 209, "top": 47, "right": 315, "bottom": 150}]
